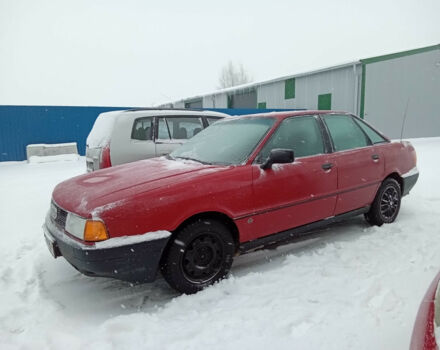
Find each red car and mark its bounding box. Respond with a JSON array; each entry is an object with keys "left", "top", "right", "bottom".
[
  {"left": 44, "top": 111, "right": 418, "bottom": 294},
  {"left": 410, "top": 272, "right": 440, "bottom": 349}
]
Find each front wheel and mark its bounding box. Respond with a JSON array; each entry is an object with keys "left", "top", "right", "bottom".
[
  {"left": 160, "top": 219, "right": 235, "bottom": 294},
  {"left": 365, "top": 178, "right": 401, "bottom": 226}
]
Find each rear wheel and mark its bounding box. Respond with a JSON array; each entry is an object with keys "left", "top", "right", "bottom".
[
  {"left": 365, "top": 178, "right": 401, "bottom": 226},
  {"left": 161, "top": 219, "right": 235, "bottom": 294}
]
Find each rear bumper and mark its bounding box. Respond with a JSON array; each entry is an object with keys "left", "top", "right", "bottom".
[
  {"left": 402, "top": 167, "right": 419, "bottom": 196},
  {"left": 43, "top": 216, "right": 170, "bottom": 283}
]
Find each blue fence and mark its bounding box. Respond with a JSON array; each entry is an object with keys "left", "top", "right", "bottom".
[{"left": 0, "top": 105, "right": 297, "bottom": 162}]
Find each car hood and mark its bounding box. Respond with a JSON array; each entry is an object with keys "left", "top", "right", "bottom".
[{"left": 52, "top": 157, "right": 223, "bottom": 217}]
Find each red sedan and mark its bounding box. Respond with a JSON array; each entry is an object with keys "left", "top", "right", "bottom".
[
  {"left": 43, "top": 111, "right": 418, "bottom": 294},
  {"left": 410, "top": 272, "right": 440, "bottom": 349}
]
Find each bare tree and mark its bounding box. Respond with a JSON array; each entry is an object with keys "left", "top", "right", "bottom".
[{"left": 218, "top": 61, "right": 253, "bottom": 89}]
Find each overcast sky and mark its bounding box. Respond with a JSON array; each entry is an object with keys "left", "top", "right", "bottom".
[{"left": 1, "top": 0, "right": 439, "bottom": 107}]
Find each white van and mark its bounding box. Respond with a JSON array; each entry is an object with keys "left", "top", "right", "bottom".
[{"left": 86, "top": 109, "right": 228, "bottom": 172}]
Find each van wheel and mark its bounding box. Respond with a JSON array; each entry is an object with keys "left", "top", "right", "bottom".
[
  {"left": 160, "top": 219, "right": 235, "bottom": 294},
  {"left": 365, "top": 178, "right": 401, "bottom": 226}
]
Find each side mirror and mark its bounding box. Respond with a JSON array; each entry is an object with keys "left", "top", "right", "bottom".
[{"left": 260, "top": 149, "right": 294, "bottom": 170}]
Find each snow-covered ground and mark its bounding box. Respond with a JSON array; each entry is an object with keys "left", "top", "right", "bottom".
[{"left": 1, "top": 138, "right": 439, "bottom": 350}]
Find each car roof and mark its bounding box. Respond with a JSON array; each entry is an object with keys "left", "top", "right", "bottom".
[
  {"left": 113, "top": 109, "right": 229, "bottom": 119},
  {"left": 235, "top": 110, "right": 352, "bottom": 121}
]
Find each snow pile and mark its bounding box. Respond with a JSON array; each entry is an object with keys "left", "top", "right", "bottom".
[
  {"left": 28, "top": 154, "right": 80, "bottom": 163},
  {"left": 0, "top": 138, "right": 440, "bottom": 349}
]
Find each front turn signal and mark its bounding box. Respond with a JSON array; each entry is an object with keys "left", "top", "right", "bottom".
[{"left": 84, "top": 220, "right": 109, "bottom": 242}]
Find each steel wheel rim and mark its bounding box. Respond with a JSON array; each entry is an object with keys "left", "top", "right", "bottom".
[
  {"left": 182, "top": 233, "right": 224, "bottom": 284},
  {"left": 380, "top": 186, "right": 399, "bottom": 220}
]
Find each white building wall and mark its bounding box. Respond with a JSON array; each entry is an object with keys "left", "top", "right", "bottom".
[
  {"left": 257, "top": 65, "right": 361, "bottom": 114},
  {"left": 173, "top": 101, "right": 185, "bottom": 108},
  {"left": 202, "top": 93, "right": 228, "bottom": 108},
  {"left": 363, "top": 48, "right": 440, "bottom": 138}
]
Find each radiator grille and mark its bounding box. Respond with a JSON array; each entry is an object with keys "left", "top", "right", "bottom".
[{"left": 52, "top": 202, "right": 68, "bottom": 229}]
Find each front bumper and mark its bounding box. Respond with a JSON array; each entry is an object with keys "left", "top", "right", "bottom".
[{"left": 43, "top": 215, "right": 171, "bottom": 283}]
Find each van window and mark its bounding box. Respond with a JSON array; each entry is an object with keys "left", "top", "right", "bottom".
[
  {"left": 158, "top": 117, "right": 203, "bottom": 139},
  {"left": 131, "top": 117, "right": 153, "bottom": 141},
  {"left": 158, "top": 117, "right": 171, "bottom": 139}
]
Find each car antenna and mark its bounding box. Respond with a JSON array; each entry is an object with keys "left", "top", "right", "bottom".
[{"left": 400, "top": 97, "right": 411, "bottom": 143}]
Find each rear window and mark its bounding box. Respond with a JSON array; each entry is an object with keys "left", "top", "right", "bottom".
[
  {"left": 131, "top": 117, "right": 153, "bottom": 140},
  {"left": 353, "top": 118, "right": 387, "bottom": 144},
  {"left": 323, "top": 114, "right": 370, "bottom": 151}
]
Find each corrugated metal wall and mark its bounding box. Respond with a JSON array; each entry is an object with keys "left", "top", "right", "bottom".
[
  {"left": 0, "top": 105, "right": 129, "bottom": 161},
  {"left": 362, "top": 48, "right": 440, "bottom": 138}
]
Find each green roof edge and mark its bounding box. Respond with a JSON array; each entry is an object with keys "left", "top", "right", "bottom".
[{"left": 361, "top": 43, "right": 440, "bottom": 65}]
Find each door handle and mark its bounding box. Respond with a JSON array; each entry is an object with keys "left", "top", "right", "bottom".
[
  {"left": 372, "top": 154, "right": 380, "bottom": 160},
  {"left": 321, "top": 163, "right": 334, "bottom": 170}
]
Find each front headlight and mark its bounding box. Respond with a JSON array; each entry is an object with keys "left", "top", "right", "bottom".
[
  {"left": 65, "top": 213, "right": 109, "bottom": 242},
  {"left": 65, "top": 213, "right": 87, "bottom": 239}
]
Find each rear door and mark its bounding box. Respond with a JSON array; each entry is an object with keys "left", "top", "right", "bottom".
[
  {"left": 249, "top": 116, "right": 338, "bottom": 239},
  {"left": 321, "top": 114, "right": 385, "bottom": 215},
  {"left": 155, "top": 116, "right": 204, "bottom": 156},
  {"left": 111, "top": 115, "right": 156, "bottom": 166}
]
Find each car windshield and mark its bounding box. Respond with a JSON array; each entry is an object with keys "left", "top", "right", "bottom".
[{"left": 170, "top": 117, "right": 275, "bottom": 165}]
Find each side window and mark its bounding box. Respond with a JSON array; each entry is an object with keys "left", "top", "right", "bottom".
[
  {"left": 164, "top": 117, "right": 203, "bottom": 139},
  {"left": 131, "top": 117, "right": 153, "bottom": 141},
  {"left": 258, "top": 116, "right": 324, "bottom": 161},
  {"left": 207, "top": 117, "right": 221, "bottom": 126},
  {"left": 157, "top": 117, "right": 170, "bottom": 139},
  {"left": 354, "top": 118, "right": 387, "bottom": 144},
  {"left": 323, "top": 114, "right": 370, "bottom": 151}
]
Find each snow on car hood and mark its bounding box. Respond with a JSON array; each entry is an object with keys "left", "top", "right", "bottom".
[{"left": 52, "top": 157, "right": 222, "bottom": 217}]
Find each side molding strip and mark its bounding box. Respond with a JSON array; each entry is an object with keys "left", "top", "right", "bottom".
[{"left": 238, "top": 206, "right": 370, "bottom": 253}]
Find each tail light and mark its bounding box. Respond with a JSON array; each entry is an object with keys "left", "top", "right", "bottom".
[{"left": 99, "top": 145, "right": 112, "bottom": 169}]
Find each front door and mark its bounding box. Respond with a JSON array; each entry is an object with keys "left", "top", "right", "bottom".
[{"left": 246, "top": 116, "right": 338, "bottom": 241}]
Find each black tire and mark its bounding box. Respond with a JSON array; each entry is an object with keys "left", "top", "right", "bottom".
[
  {"left": 365, "top": 178, "right": 401, "bottom": 226},
  {"left": 160, "top": 219, "right": 235, "bottom": 294}
]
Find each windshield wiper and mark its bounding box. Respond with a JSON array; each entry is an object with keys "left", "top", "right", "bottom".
[{"left": 174, "top": 156, "right": 212, "bottom": 165}]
